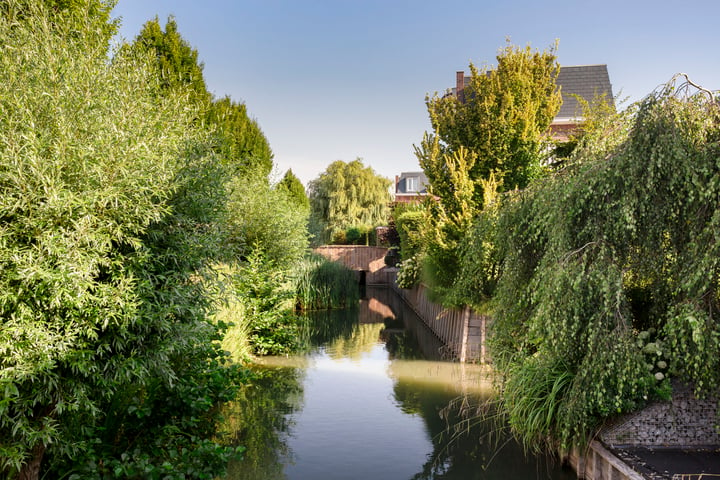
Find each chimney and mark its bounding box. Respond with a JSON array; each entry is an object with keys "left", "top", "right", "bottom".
[
  {"left": 395, "top": 175, "right": 399, "bottom": 193},
  {"left": 456, "top": 71, "right": 465, "bottom": 103}
]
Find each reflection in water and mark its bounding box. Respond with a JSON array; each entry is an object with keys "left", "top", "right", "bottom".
[
  {"left": 221, "top": 366, "right": 304, "bottom": 480},
  {"left": 222, "top": 287, "right": 574, "bottom": 480}
]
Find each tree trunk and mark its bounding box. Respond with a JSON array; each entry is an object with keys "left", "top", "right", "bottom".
[{"left": 18, "top": 443, "right": 45, "bottom": 480}]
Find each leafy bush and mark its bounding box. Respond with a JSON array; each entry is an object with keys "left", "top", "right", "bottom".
[
  {"left": 396, "top": 255, "right": 423, "bottom": 289},
  {"left": 395, "top": 206, "right": 426, "bottom": 260},
  {"left": 233, "top": 249, "right": 302, "bottom": 356},
  {"left": 225, "top": 169, "right": 310, "bottom": 267}
]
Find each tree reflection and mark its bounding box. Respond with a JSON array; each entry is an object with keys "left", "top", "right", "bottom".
[
  {"left": 220, "top": 366, "right": 304, "bottom": 480},
  {"left": 389, "top": 353, "right": 574, "bottom": 480}
]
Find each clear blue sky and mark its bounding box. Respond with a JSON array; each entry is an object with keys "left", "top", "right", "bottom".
[{"left": 111, "top": 0, "right": 720, "bottom": 187}]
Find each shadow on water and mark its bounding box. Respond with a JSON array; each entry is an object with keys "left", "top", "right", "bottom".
[{"left": 221, "top": 286, "right": 575, "bottom": 480}]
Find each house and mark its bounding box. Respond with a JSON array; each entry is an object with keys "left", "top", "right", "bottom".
[
  {"left": 453, "top": 64, "right": 614, "bottom": 141},
  {"left": 393, "top": 65, "right": 613, "bottom": 205},
  {"left": 394, "top": 171, "right": 429, "bottom": 204}
]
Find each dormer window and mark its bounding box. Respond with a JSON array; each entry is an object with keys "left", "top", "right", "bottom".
[{"left": 406, "top": 176, "right": 417, "bottom": 192}]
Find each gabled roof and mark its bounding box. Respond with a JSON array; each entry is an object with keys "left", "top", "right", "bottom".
[
  {"left": 555, "top": 65, "right": 613, "bottom": 120},
  {"left": 452, "top": 64, "right": 614, "bottom": 121}
]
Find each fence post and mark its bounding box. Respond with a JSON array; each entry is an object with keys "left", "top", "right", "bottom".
[{"left": 459, "top": 306, "right": 470, "bottom": 363}]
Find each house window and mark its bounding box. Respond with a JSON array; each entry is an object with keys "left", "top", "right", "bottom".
[{"left": 406, "top": 176, "right": 417, "bottom": 192}]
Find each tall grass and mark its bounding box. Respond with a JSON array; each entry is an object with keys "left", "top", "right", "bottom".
[
  {"left": 294, "top": 254, "right": 360, "bottom": 311},
  {"left": 501, "top": 358, "right": 574, "bottom": 454}
]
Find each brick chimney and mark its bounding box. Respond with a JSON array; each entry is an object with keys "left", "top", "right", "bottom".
[
  {"left": 395, "top": 175, "right": 399, "bottom": 194},
  {"left": 456, "top": 71, "right": 465, "bottom": 103}
]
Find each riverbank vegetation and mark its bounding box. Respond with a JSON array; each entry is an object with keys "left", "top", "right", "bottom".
[
  {"left": 0, "top": 2, "right": 319, "bottom": 478},
  {"left": 294, "top": 254, "right": 361, "bottom": 311},
  {"left": 401, "top": 40, "right": 720, "bottom": 455}
]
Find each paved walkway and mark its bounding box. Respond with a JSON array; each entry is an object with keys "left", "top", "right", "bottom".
[{"left": 612, "top": 447, "right": 720, "bottom": 479}]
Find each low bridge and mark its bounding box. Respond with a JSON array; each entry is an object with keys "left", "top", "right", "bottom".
[{"left": 313, "top": 245, "right": 392, "bottom": 285}]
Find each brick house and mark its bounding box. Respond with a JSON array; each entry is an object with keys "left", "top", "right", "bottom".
[{"left": 394, "top": 171, "right": 429, "bottom": 204}]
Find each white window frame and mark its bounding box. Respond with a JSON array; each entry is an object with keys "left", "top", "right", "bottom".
[{"left": 406, "top": 176, "right": 417, "bottom": 192}]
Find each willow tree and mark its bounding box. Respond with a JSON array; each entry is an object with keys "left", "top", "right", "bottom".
[
  {"left": 0, "top": 2, "right": 241, "bottom": 478},
  {"left": 425, "top": 42, "right": 561, "bottom": 203},
  {"left": 308, "top": 159, "right": 391, "bottom": 244},
  {"left": 487, "top": 77, "right": 720, "bottom": 453}
]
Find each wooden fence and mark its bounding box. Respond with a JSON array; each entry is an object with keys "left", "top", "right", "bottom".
[{"left": 391, "top": 279, "right": 488, "bottom": 363}]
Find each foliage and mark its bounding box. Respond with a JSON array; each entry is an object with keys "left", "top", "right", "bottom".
[
  {"left": 330, "top": 224, "right": 376, "bottom": 245},
  {"left": 308, "top": 158, "right": 391, "bottom": 244},
  {"left": 396, "top": 255, "right": 423, "bottom": 289},
  {"left": 294, "top": 254, "right": 360, "bottom": 311},
  {"left": 551, "top": 93, "right": 622, "bottom": 164},
  {"left": 233, "top": 250, "right": 303, "bottom": 356},
  {"left": 426, "top": 41, "right": 561, "bottom": 203},
  {"left": 394, "top": 204, "right": 426, "bottom": 261},
  {"left": 132, "top": 15, "right": 210, "bottom": 105},
  {"left": 0, "top": 0, "right": 117, "bottom": 41},
  {"left": 277, "top": 169, "right": 310, "bottom": 210},
  {"left": 414, "top": 133, "right": 479, "bottom": 304},
  {"left": 211, "top": 264, "right": 254, "bottom": 364},
  {"left": 483, "top": 80, "right": 720, "bottom": 452},
  {"left": 132, "top": 18, "right": 273, "bottom": 178},
  {"left": 206, "top": 97, "right": 274, "bottom": 177},
  {"left": 451, "top": 174, "right": 503, "bottom": 308},
  {"left": 0, "top": 2, "right": 246, "bottom": 478},
  {"left": 415, "top": 41, "right": 559, "bottom": 303},
  {"left": 225, "top": 169, "right": 310, "bottom": 267}
]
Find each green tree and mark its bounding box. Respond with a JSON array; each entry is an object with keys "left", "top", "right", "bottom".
[
  {"left": 426, "top": 42, "right": 561, "bottom": 203},
  {"left": 0, "top": 3, "right": 241, "bottom": 478},
  {"left": 278, "top": 169, "right": 310, "bottom": 210},
  {"left": 308, "top": 159, "right": 391, "bottom": 244},
  {"left": 225, "top": 169, "right": 310, "bottom": 267},
  {"left": 132, "top": 15, "right": 210, "bottom": 105},
  {"left": 206, "top": 96, "right": 274, "bottom": 177},
  {"left": 133, "top": 18, "right": 274, "bottom": 178}
]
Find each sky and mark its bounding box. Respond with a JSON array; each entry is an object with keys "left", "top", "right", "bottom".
[{"left": 110, "top": 0, "right": 720, "bottom": 187}]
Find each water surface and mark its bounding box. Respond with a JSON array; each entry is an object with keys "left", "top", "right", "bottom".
[{"left": 222, "top": 287, "right": 575, "bottom": 480}]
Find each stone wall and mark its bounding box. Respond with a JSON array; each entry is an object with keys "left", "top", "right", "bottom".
[{"left": 600, "top": 382, "right": 720, "bottom": 447}]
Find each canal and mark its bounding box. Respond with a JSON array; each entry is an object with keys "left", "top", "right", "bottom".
[{"left": 220, "top": 286, "right": 576, "bottom": 480}]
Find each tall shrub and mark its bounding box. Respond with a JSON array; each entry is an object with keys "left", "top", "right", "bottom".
[{"left": 0, "top": 3, "right": 239, "bottom": 477}]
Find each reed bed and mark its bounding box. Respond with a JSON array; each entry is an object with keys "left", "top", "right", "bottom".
[{"left": 294, "top": 253, "right": 360, "bottom": 311}]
